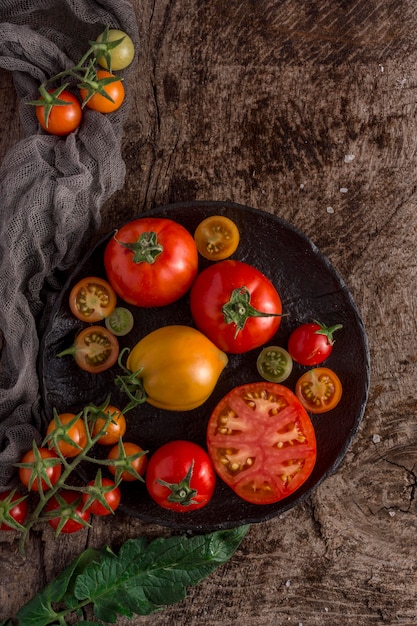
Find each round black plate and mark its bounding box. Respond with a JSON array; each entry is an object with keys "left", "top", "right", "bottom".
[{"left": 39, "top": 201, "right": 370, "bottom": 531}]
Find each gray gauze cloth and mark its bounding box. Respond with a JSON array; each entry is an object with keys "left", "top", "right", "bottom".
[{"left": 0, "top": 0, "right": 139, "bottom": 487}]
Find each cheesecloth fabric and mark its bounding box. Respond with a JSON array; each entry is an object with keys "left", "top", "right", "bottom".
[{"left": 0, "top": 0, "right": 139, "bottom": 486}]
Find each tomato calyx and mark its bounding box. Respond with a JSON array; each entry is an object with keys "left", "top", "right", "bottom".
[
  {"left": 0, "top": 490, "right": 28, "bottom": 531},
  {"left": 156, "top": 460, "right": 199, "bottom": 507},
  {"left": 312, "top": 320, "right": 343, "bottom": 346},
  {"left": 222, "top": 286, "right": 283, "bottom": 337},
  {"left": 114, "top": 347, "right": 148, "bottom": 412},
  {"left": 113, "top": 230, "right": 164, "bottom": 264}
]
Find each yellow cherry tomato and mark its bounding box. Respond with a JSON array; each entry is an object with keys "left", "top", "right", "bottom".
[
  {"left": 126, "top": 325, "right": 228, "bottom": 411},
  {"left": 194, "top": 215, "right": 240, "bottom": 261}
]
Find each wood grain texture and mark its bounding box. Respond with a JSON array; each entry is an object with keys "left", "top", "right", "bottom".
[{"left": 1, "top": 0, "right": 417, "bottom": 623}]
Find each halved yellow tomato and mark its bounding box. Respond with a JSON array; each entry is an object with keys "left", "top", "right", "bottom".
[
  {"left": 295, "top": 367, "right": 342, "bottom": 414},
  {"left": 194, "top": 215, "right": 240, "bottom": 261}
]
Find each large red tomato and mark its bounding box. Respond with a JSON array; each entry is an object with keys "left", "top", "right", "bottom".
[
  {"left": 190, "top": 260, "right": 282, "bottom": 353},
  {"left": 104, "top": 218, "right": 198, "bottom": 307},
  {"left": 207, "top": 382, "right": 317, "bottom": 505}
]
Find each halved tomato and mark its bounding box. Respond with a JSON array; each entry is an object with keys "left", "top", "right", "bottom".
[
  {"left": 207, "top": 382, "right": 317, "bottom": 505},
  {"left": 194, "top": 215, "right": 240, "bottom": 261},
  {"left": 58, "top": 326, "right": 119, "bottom": 374},
  {"left": 69, "top": 277, "right": 117, "bottom": 323},
  {"left": 295, "top": 367, "right": 342, "bottom": 414}
]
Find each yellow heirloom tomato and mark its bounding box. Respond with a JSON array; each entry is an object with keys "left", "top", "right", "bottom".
[{"left": 126, "top": 325, "right": 228, "bottom": 411}]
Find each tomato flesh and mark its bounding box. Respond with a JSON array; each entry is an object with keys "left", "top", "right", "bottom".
[
  {"left": 256, "top": 346, "right": 293, "bottom": 383},
  {"left": 194, "top": 215, "right": 240, "bottom": 260},
  {"left": 62, "top": 325, "right": 119, "bottom": 374},
  {"left": 295, "top": 367, "right": 342, "bottom": 414},
  {"left": 207, "top": 382, "right": 317, "bottom": 505},
  {"left": 69, "top": 276, "right": 117, "bottom": 323}
]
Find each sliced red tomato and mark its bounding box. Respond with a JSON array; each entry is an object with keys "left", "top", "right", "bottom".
[
  {"left": 69, "top": 276, "right": 117, "bottom": 323},
  {"left": 190, "top": 260, "right": 283, "bottom": 354},
  {"left": 194, "top": 215, "right": 240, "bottom": 260},
  {"left": 104, "top": 217, "right": 198, "bottom": 307},
  {"left": 207, "top": 382, "right": 317, "bottom": 505},
  {"left": 295, "top": 367, "right": 342, "bottom": 414},
  {"left": 58, "top": 325, "right": 119, "bottom": 374}
]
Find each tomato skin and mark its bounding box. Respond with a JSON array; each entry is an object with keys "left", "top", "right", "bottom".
[
  {"left": 126, "top": 325, "right": 228, "bottom": 411},
  {"left": 0, "top": 490, "right": 28, "bottom": 531},
  {"left": 190, "top": 260, "right": 282, "bottom": 354},
  {"left": 18, "top": 447, "right": 62, "bottom": 492},
  {"left": 96, "top": 29, "right": 135, "bottom": 70},
  {"left": 45, "top": 490, "right": 90, "bottom": 534},
  {"left": 104, "top": 218, "right": 198, "bottom": 307},
  {"left": 46, "top": 412, "right": 88, "bottom": 457},
  {"left": 287, "top": 321, "right": 342, "bottom": 366},
  {"left": 295, "top": 367, "right": 342, "bottom": 414},
  {"left": 146, "top": 441, "right": 216, "bottom": 512},
  {"left": 107, "top": 441, "right": 148, "bottom": 482},
  {"left": 36, "top": 89, "right": 82, "bottom": 135},
  {"left": 80, "top": 70, "right": 125, "bottom": 113},
  {"left": 69, "top": 276, "right": 117, "bottom": 323},
  {"left": 92, "top": 405, "right": 126, "bottom": 445},
  {"left": 194, "top": 215, "right": 240, "bottom": 260},
  {"left": 60, "top": 325, "right": 119, "bottom": 374},
  {"left": 82, "top": 478, "right": 121, "bottom": 516},
  {"left": 207, "top": 382, "right": 317, "bottom": 505}
]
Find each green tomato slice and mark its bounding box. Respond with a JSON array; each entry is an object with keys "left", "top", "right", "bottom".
[
  {"left": 256, "top": 346, "right": 293, "bottom": 383},
  {"left": 105, "top": 307, "right": 134, "bottom": 336}
]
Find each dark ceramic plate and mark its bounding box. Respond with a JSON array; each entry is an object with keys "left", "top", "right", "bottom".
[{"left": 39, "top": 201, "right": 370, "bottom": 531}]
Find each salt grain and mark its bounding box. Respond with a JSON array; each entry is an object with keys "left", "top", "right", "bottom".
[
  {"left": 372, "top": 434, "right": 381, "bottom": 444},
  {"left": 344, "top": 154, "right": 355, "bottom": 163},
  {"left": 340, "top": 187, "right": 348, "bottom": 193},
  {"left": 326, "top": 206, "right": 334, "bottom": 214}
]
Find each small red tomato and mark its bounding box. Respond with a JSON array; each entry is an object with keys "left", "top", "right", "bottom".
[
  {"left": 45, "top": 412, "right": 88, "bottom": 457},
  {"left": 18, "top": 447, "right": 62, "bottom": 492},
  {"left": 36, "top": 89, "right": 82, "bottom": 136},
  {"left": 287, "top": 320, "right": 343, "bottom": 366},
  {"left": 107, "top": 441, "right": 148, "bottom": 482},
  {"left": 68, "top": 276, "right": 117, "bottom": 323},
  {"left": 91, "top": 405, "right": 126, "bottom": 445},
  {"left": 0, "top": 490, "right": 28, "bottom": 531},
  {"left": 82, "top": 477, "right": 121, "bottom": 516},
  {"left": 58, "top": 325, "right": 120, "bottom": 374},
  {"left": 46, "top": 490, "right": 90, "bottom": 534}
]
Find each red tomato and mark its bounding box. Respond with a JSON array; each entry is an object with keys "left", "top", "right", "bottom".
[
  {"left": 104, "top": 217, "right": 198, "bottom": 307},
  {"left": 0, "top": 490, "right": 28, "bottom": 531},
  {"left": 82, "top": 477, "right": 121, "bottom": 516},
  {"left": 190, "top": 260, "right": 282, "bottom": 354},
  {"left": 68, "top": 276, "right": 117, "bottom": 323},
  {"left": 107, "top": 441, "right": 148, "bottom": 482},
  {"left": 36, "top": 89, "right": 82, "bottom": 135},
  {"left": 91, "top": 405, "right": 126, "bottom": 445},
  {"left": 45, "top": 412, "right": 88, "bottom": 457},
  {"left": 295, "top": 367, "right": 342, "bottom": 414},
  {"left": 207, "top": 382, "right": 317, "bottom": 505},
  {"left": 79, "top": 69, "right": 125, "bottom": 113},
  {"left": 18, "top": 447, "right": 62, "bottom": 492},
  {"left": 58, "top": 325, "right": 119, "bottom": 374},
  {"left": 45, "top": 490, "right": 90, "bottom": 534},
  {"left": 288, "top": 320, "right": 343, "bottom": 366},
  {"left": 146, "top": 440, "right": 216, "bottom": 512}
]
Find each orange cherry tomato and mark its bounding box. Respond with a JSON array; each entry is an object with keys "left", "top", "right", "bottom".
[
  {"left": 92, "top": 405, "right": 126, "bottom": 445},
  {"left": 46, "top": 412, "right": 88, "bottom": 457},
  {"left": 69, "top": 276, "right": 117, "bottom": 323},
  {"left": 107, "top": 442, "right": 148, "bottom": 482},
  {"left": 295, "top": 367, "right": 342, "bottom": 414},
  {"left": 194, "top": 215, "right": 240, "bottom": 261},
  {"left": 80, "top": 70, "right": 125, "bottom": 113}
]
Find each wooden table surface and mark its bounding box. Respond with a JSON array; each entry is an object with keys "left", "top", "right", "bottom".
[{"left": 1, "top": 1, "right": 417, "bottom": 624}]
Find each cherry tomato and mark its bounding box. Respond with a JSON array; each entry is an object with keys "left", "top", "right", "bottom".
[
  {"left": 107, "top": 441, "right": 148, "bottom": 482},
  {"left": 45, "top": 412, "right": 88, "bottom": 457},
  {"left": 18, "top": 447, "right": 62, "bottom": 492},
  {"left": 105, "top": 307, "right": 134, "bottom": 336},
  {"left": 45, "top": 490, "right": 90, "bottom": 534},
  {"left": 96, "top": 29, "right": 135, "bottom": 71},
  {"left": 194, "top": 215, "right": 240, "bottom": 260},
  {"left": 146, "top": 441, "right": 216, "bottom": 512},
  {"left": 287, "top": 320, "right": 343, "bottom": 366},
  {"left": 92, "top": 405, "right": 126, "bottom": 445},
  {"left": 36, "top": 89, "right": 82, "bottom": 135},
  {"left": 68, "top": 276, "right": 117, "bottom": 323},
  {"left": 125, "top": 325, "right": 228, "bottom": 411},
  {"left": 256, "top": 346, "right": 293, "bottom": 383},
  {"left": 295, "top": 367, "right": 342, "bottom": 414},
  {"left": 58, "top": 325, "right": 119, "bottom": 374},
  {"left": 207, "top": 382, "right": 317, "bottom": 505},
  {"left": 104, "top": 217, "right": 198, "bottom": 308},
  {"left": 190, "top": 260, "right": 283, "bottom": 354},
  {"left": 0, "top": 490, "right": 28, "bottom": 531},
  {"left": 80, "top": 69, "right": 125, "bottom": 113},
  {"left": 82, "top": 476, "right": 121, "bottom": 516}
]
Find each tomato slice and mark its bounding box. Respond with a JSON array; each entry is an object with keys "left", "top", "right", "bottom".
[
  {"left": 59, "top": 325, "right": 119, "bottom": 374},
  {"left": 69, "top": 277, "right": 117, "bottom": 323},
  {"left": 105, "top": 307, "right": 134, "bottom": 336},
  {"left": 207, "top": 382, "right": 317, "bottom": 505},
  {"left": 194, "top": 215, "right": 240, "bottom": 261},
  {"left": 295, "top": 367, "right": 342, "bottom": 414},
  {"left": 256, "top": 346, "right": 293, "bottom": 383}
]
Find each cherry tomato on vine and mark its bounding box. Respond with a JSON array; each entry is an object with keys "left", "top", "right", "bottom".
[
  {"left": 18, "top": 447, "right": 62, "bottom": 492},
  {"left": 190, "top": 260, "right": 282, "bottom": 354},
  {"left": 68, "top": 276, "right": 117, "bottom": 323},
  {"left": 194, "top": 215, "right": 240, "bottom": 261},
  {"left": 82, "top": 476, "right": 121, "bottom": 516},
  {"left": 36, "top": 89, "right": 82, "bottom": 135},
  {"left": 0, "top": 490, "right": 28, "bottom": 531},
  {"left": 287, "top": 320, "right": 343, "bottom": 366},
  {"left": 207, "top": 382, "right": 317, "bottom": 505},
  {"left": 45, "top": 412, "right": 87, "bottom": 457},
  {"left": 104, "top": 217, "right": 198, "bottom": 307},
  {"left": 45, "top": 490, "right": 90, "bottom": 534},
  {"left": 256, "top": 346, "right": 293, "bottom": 383},
  {"left": 146, "top": 440, "right": 216, "bottom": 512},
  {"left": 58, "top": 325, "right": 119, "bottom": 374},
  {"left": 80, "top": 69, "right": 125, "bottom": 113},
  {"left": 295, "top": 367, "right": 342, "bottom": 414},
  {"left": 92, "top": 405, "right": 126, "bottom": 445},
  {"left": 96, "top": 28, "right": 135, "bottom": 71},
  {"left": 107, "top": 441, "right": 148, "bottom": 482}
]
